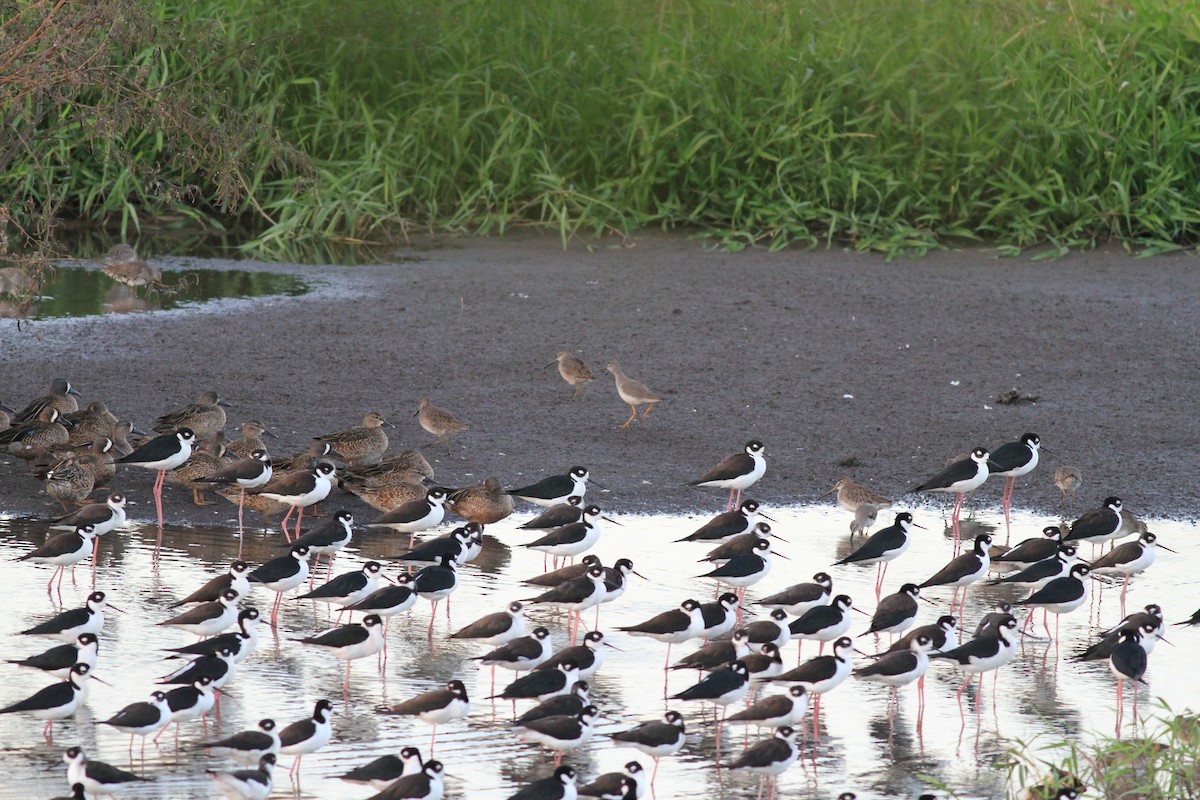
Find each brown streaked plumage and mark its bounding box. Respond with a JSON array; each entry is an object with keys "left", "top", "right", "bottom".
[
  {"left": 63, "top": 402, "right": 120, "bottom": 447},
  {"left": 76, "top": 437, "right": 117, "bottom": 488},
  {"left": 12, "top": 378, "right": 81, "bottom": 424},
  {"left": 0, "top": 406, "right": 71, "bottom": 459},
  {"left": 167, "top": 436, "right": 230, "bottom": 506},
  {"left": 344, "top": 449, "right": 435, "bottom": 487},
  {"left": 44, "top": 455, "right": 96, "bottom": 509},
  {"left": 547, "top": 351, "right": 596, "bottom": 401},
  {"left": 313, "top": 411, "right": 392, "bottom": 466},
  {"left": 101, "top": 244, "right": 162, "bottom": 287},
  {"left": 342, "top": 472, "right": 428, "bottom": 513},
  {"left": 226, "top": 420, "right": 273, "bottom": 460},
  {"left": 605, "top": 360, "right": 662, "bottom": 429},
  {"left": 1054, "top": 466, "right": 1083, "bottom": 508},
  {"left": 273, "top": 441, "right": 343, "bottom": 473},
  {"left": 110, "top": 421, "right": 135, "bottom": 457},
  {"left": 820, "top": 477, "right": 893, "bottom": 513},
  {"left": 448, "top": 477, "right": 514, "bottom": 525},
  {"left": 416, "top": 399, "right": 468, "bottom": 449},
  {"left": 154, "top": 390, "right": 229, "bottom": 440}
]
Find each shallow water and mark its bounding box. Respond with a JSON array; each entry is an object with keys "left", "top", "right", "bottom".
[
  {"left": 6, "top": 267, "right": 309, "bottom": 320},
  {"left": 0, "top": 502, "right": 1195, "bottom": 800}
]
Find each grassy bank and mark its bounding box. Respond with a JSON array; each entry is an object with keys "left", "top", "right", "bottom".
[{"left": 6, "top": 0, "right": 1200, "bottom": 258}]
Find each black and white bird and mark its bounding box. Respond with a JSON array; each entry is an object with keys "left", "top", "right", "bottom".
[
  {"left": 701, "top": 523, "right": 776, "bottom": 565},
  {"left": 509, "top": 466, "right": 600, "bottom": 507},
  {"left": 697, "top": 592, "right": 742, "bottom": 639},
  {"left": 391, "top": 525, "right": 476, "bottom": 567},
  {"left": 158, "top": 587, "right": 241, "bottom": 638},
  {"left": 158, "top": 675, "right": 217, "bottom": 745},
  {"left": 789, "top": 595, "right": 855, "bottom": 655},
  {"left": 473, "top": 626, "right": 554, "bottom": 673},
  {"left": 523, "top": 554, "right": 602, "bottom": 587},
  {"left": 520, "top": 496, "right": 585, "bottom": 531},
  {"left": 288, "top": 510, "right": 355, "bottom": 574},
  {"left": 0, "top": 662, "right": 92, "bottom": 741},
  {"left": 690, "top": 440, "right": 767, "bottom": 510},
  {"left": 697, "top": 539, "right": 776, "bottom": 601},
  {"left": 537, "top": 630, "right": 612, "bottom": 679},
  {"left": 200, "top": 719, "right": 280, "bottom": 765},
  {"left": 1073, "top": 620, "right": 1161, "bottom": 663},
  {"left": 677, "top": 499, "right": 765, "bottom": 543},
  {"left": 507, "top": 765, "right": 577, "bottom": 800},
  {"left": 294, "top": 615, "right": 386, "bottom": 695},
  {"left": 159, "top": 646, "right": 237, "bottom": 691},
  {"left": 727, "top": 685, "right": 809, "bottom": 730},
  {"left": 1109, "top": 629, "right": 1149, "bottom": 709},
  {"left": 451, "top": 601, "right": 527, "bottom": 647},
  {"left": 617, "top": 599, "right": 705, "bottom": 668},
  {"left": 116, "top": 427, "right": 196, "bottom": 538},
  {"left": 1090, "top": 530, "right": 1175, "bottom": 606},
  {"left": 345, "top": 574, "right": 417, "bottom": 620},
  {"left": 366, "top": 487, "right": 449, "bottom": 544},
  {"left": 1063, "top": 496, "right": 1124, "bottom": 548},
  {"left": 208, "top": 753, "right": 276, "bottom": 800},
  {"left": 919, "top": 533, "right": 992, "bottom": 612},
  {"left": 253, "top": 459, "right": 338, "bottom": 541},
  {"left": 930, "top": 614, "right": 1019, "bottom": 711},
  {"left": 8, "top": 632, "right": 99, "bottom": 679},
  {"left": 738, "top": 608, "right": 791, "bottom": 650},
  {"left": 494, "top": 660, "right": 581, "bottom": 702},
  {"left": 413, "top": 553, "right": 460, "bottom": 635},
  {"left": 727, "top": 726, "right": 800, "bottom": 800},
  {"left": 279, "top": 699, "right": 334, "bottom": 779},
  {"left": 600, "top": 558, "right": 642, "bottom": 603},
  {"left": 63, "top": 746, "right": 148, "bottom": 797},
  {"left": 516, "top": 705, "right": 599, "bottom": 765},
  {"left": 49, "top": 492, "right": 127, "bottom": 539},
  {"left": 579, "top": 761, "right": 646, "bottom": 800},
  {"left": 295, "top": 560, "right": 385, "bottom": 609},
  {"left": 883, "top": 615, "right": 959, "bottom": 656},
  {"left": 524, "top": 505, "right": 614, "bottom": 561},
  {"left": 671, "top": 660, "right": 751, "bottom": 709},
  {"left": 834, "top": 511, "right": 919, "bottom": 599},
  {"left": 854, "top": 634, "right": 935, "bottom": 691},
  {"left": 756, "top": 572, "right": 834, "bottom": 616},
  {"left": 100, "top": 690, "right": 171, "bottom": 758},
  {"left": 249, "top": 545, "right": 313, "bottom": 626},
  {"left": 516, "top": 681, "right": 590, "bottom": 726},
  {"left": 383, "top": 680, "right": 469, "bottom": 755},
  {"left": 195, "top": 447, "right": 273, "bottom": 549},
  {"left": 366, "top": 759, "right": 445, "bottom": 800},
  {"left": 18, "top": 524, "right": 98, "bottom": 593},
  {"left": 859, "top": 583, "right": 923, "bottom": 637},
  {"left": 989, "top": 432, "right": 1041, "bottom": 516},
  {"left": 987, "top": 545, "right": 1078, "bottom": 591},
  {"left": 670, "top": 630, "right": 752, "bottom": 672},
  {"left": 974, "top": 603, "right": 1015, "bottom": 639},
  {"left": 740, "top": 642, "right": 785, "bottom": 683},
  {"left": 911, "top": 446, "right": 994, "bottom": 526},
  {"left": 772, "top": 637, "right": 855, "bottom": 695},
  {"left": 171, "top": 561, "right": 251, "bottom": 608},
  {"left": 1015, "top": 563, "right": 1092, "bottom": 639},
  {"left": 993, "top": 526, "right": 1065, "bottom": 569},
  {"left": 162, "top": 607, "right": 261, "bottom": 665},
  {"left": 20, "top": 590, "right": 114, "bottom": 642},
  {"left": 339, "top": 746, "right": 424, "bottom": 790},
  {"left": 610, "top": 710, "right": 686, "bottom": 780},
  {"left": 525, "top": 566, "right": 608, "bottom": 636}
]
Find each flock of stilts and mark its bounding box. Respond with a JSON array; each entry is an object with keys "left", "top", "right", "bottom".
[{"left": 0, "top": 374, "right": 1192, "bottom": 800}]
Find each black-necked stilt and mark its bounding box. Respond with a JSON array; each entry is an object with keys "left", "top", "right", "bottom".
[
  {"left": 8, "top": 632, "right": 99, "bottom": 679},
  {"left": 253, "top": 460, "right": 337, "bottom": 541},
  {"left": 772, "top": 637, "right": 855, "bottom": 696},
  {"left": 919, "top": 533, "right": 992, "bottom": 615},
  {"left": 163, "top": 607, "right": 261, "bottom": 664},
  {"left": 249, "top": 545, "right": 313, "bottom": 626},
  {"left": 859, "top": 583, "right": 922, "bottom": 637},
  {"left": 755, "top": 572, "right": 834, "bottom": 616},
  {"left": 509, "top": 466, "right": 602, "bottom": 507},
  {"left": 522, "top": 554, "right": 601, "bottom": 587},
  {"left": 610, "top": 710, "right": 686, "bottom": 782},
  {"left": 473, "top": 626, "right": 553, "bottom": 673},
  {"left": 366, "top": 487, "right": 450, "bottom": 548},
  {"left": 345, "top": 574, "right": 417, "bottom": 620},
  {"left": 727, "top": 725, "right": 799, "bottom": 800},
  {"left": 911, "top": 447, "right": 993, "bottom": 529},
  {"left": 294, "top": 615, "right": 386, "bottom": 695},
  {"left": 727, "top": 685, "right": 809, "bottom": 730},
  {"left": 789, "top": 595, "right": 855, "bottom": 656},
  {"left": 670, "top": 630, "right": 752, "bottom": 672},
  {"left": 63, "top": 746, "right": 148, "bottom": 796},
  {"left": 391, "top": 525, "right": 475, "bottom": 567},
  {"left": 49, "top": 493, "right": 127, "bottom": 561},
  {"left": 537, "top": 631, "right": 612, "bottom": 679},
  {"left": 20, "top": 590, "right": 114, "bottom": 642},
  {"left": 507, "top": 764, "right": 576, "bottom": 800},
  {"left": 1015, "top": 563, "right": 1092, "bottom": 639},
  {"left": 993, "top": 525, "right": 1063, "bottom": 568},
  {"left": 295, "top": 560, "right": 384, "bottom": 610},
  {"left": 516, "top": 705, "right": 598, "bottom": 765},
  {"left": 670, "top": 660, "right": 751, "bottom": 732},
  {"left": 697, "top": 592, "right": 741, "bottom": 639},
  {"left": 1073, "top": 620, "right": 1161, "bottom": 663},
  {"left": 0, "top": 662, "right": 91, "bottom": 741},
  {"left": 494, "top": 660, "right": 581, "bottom": 703},
  {"left": 208, "top": 753, "right": 275, "bottom": 800},
  {"left": 520, "top": 496, "right": 585, "bottom": 531},
  {"left": 287, "top": 509, "right": 355, "bottom": 578},
  {"left": 383, "top": 680, "right": 469, "bottom": 756},
  {"left": 157, "top": 675, "right": 217, "bottom": 744},
  {"left": 834, "top": 511, "right": 920, "bottom": 599},
  {"left": 339, "top": 746, "right": 424, "bottom": 790},
  {"left": 116, "top": 427, "right": 196, "bottom": 541},
  {"left": 989, "top": 432, "right": 1041, "bottom": 527},
  {"left": 853, "top": 634, "right": 935, "bottom": 723},
  {"left": 195, "top": 447, "right": 273, "bottom": 550},
  {"left": 987, "top": 544, "right": 1077, "bottom": 591},
  {"left": 701, "top": 523, "right": 777, "bottom": 565},
  {"left": 973, "top": 603, "right": 1015, "bottom": 639},
  {"left": 601, "top": 558, "right": 641, "bottom": 604},
  {"left": 1063, "top": 496, "right": 1124, "bottom": 549},
  {"left": 1110, "top": 629, "right": 1149, "bottom": 697},
  {"left": 929, "top": 614, "right": 1019, "bottom": 714},
  {"left": 741, "top": 642, "right": 784, "bottom": 682},
  {"left": 1091, "top": 530, "right": 1174, "bottom": 611},
  {"left": 1107, "top": 603, "right": 1165, "bottom": 638},
  {"left": 158, "top": 587, "right": 241, "bottom": 638},
  {"left": 18, "top": 523, "right": 98, "bottom": 594},
  {"left": 101, "top": 690, "right": 171, "bottom": 758},
  {"left": 159, "top": 646, "right": 237, "bottom": 694},
  {"left": 698, "top": 539, "right": 776, "bottom": 604},
  {"left": 516, "top": 681, "right": 590, "bottom": 726},
  {"left": 579, "top": 761, "right": 646, "bottom": 800},
  {"left": 413, "top": 553, "right": 460, "bottom": 636},
  {"left": 279, "top": 699, "right": 334, "bottom": 779},
  {"left": 524, "top": 505, "right": 614, "bottom": 564},
  {"left": 690, "top": 441, "right": 767, "bottom": 511},
  {"left": 171, "top": 560, "right": 251, "bottom": 608},
  {"left": 200, "top": 719, "right": 280, "bottom": 765},
  {"left": 883, "top": 615, "right": 958, "bottom": 656},
  {"left": 367, "top": 759, "right": 445, "bottom": 800},
  {"left": 677, "top": 499, "right": 765, "bottom": 543},
  {"left": 525, "top": 566, "right": 608, "bottom": 638},
  {"left": 451, "top": 601, "right": 527, "bottom": 647},
  {"left": 738, "top": 608, "right": 791, "bottom": 650},
  {"left": 617, "top": 598, "right": 705, "bottom": 668}
]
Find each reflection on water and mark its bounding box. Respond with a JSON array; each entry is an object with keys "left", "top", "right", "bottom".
[
  {"left": 4, "top": 267, "right": 310, "bottom": 320},
  {"left": 0, "top": 504, "right": 1195, "bottom": 800}
]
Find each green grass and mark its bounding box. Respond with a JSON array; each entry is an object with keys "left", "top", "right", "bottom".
[{"left": 7, "top": 0, "right": 1200, "bottom": 258}]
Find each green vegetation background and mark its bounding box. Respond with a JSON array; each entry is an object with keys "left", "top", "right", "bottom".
[{"left": 7, "top": 0, "right": 1200, "bottom": 257}]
